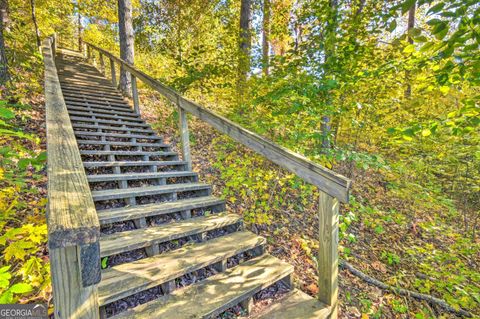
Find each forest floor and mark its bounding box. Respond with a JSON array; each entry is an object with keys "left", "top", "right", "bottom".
[{"left": 139, "top": 91, "right": 479, "bottom": 319}]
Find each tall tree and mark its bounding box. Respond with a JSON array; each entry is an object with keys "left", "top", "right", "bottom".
[
  {"left": 0, "top": 0, "right": 8, "bottom": 86},
  {"left": 118, "top": 0, "right": 134, "bottom": 96},
  {"left": 262, "top": 0, "right": 270, "bottom": 76},
  {"left": 237, "top": 0, "right": 251, "bottom": 99},
  {"left": 30, "top": 0, "right": 40, "bottom": 49},
  {"left": 404, "top": 1, "right": 415, "bottom": 98}
]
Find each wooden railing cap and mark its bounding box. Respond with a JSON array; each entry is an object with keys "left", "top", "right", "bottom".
[{"left": 44, "top": 37, "right": 100, "bottom": 249}]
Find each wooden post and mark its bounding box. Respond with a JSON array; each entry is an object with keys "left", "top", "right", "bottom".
[
  {"left": 110, "top": 57, "right": 117, "bottom": 88},
  {"left": 99, "top": 53, "right": 105, "bottom": 75},
  {"left": 50, "top": 246, "right": 100, "bottom": 319},
  {"left": 318, "top": 190, "right": 339, "bottom": 318},
  {"left": 87, "top": 45, "right": 91, "bottom": 61},
  {"left": 52, "top": 34, "right": 57, "bottom": 56},
  {"left": 131, "top": 74, "right": 140, "bottom": 114},
  {"left": 177, "top": 99, "right": 192, "bottom": 171}
]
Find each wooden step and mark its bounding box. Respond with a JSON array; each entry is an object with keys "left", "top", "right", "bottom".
[
  {"left": 91, "top": 183, "right": 211, "bottom": 201},
  {"left": 66, "top": 100, "right": 132, "bottom": 113},
  {"left": 110, "top": 254, "right": 294, "bottom": 319},
  {"left": 87, "top": 171, "right": 194, "bottom": 183},
  {"left": 60, "top": 83, "right": 118, "bottom": 93},
  {"left": 96, "top": 196, "right": 224, "bottom": 225},
  {"left": 69, "top": 111, "right": 144, "bottom": 122},
  {"left": 64, "top": 96, "right": 129, "bottom": 108},
  {"left": 76, "top": 140, "right": 168, "bottom": 147},
  {"left": 62, "top": 91, "right": 126, "bottom": 102},
  {"left": 69, "top": 109, "right": 140, "bottom": 121},
  {"left": 83, "top": 160, "right": 185, "bottom": 168},
  {"left": 253, "top": 289, "right": 331, "bottom": 319},
  {"left": 61, "top": 88, "right": 124, "bottom": 99},
  {"left": 70, "top": 117, "right": 150, "bottom": 128},
  {"left": 72, "top": 123, "right": 155, "bottom": 134},
  {"left": 75, "top": 131, "right": 162, "bottom": 140},
  {"left": 99, "top": 230, "right": 263, "bottom": 306},
  {"left": 68, "top": 105, "right": 137, "bottom": 117},
  {"left": 100, "top": 213, "right": 241, "bottom": 257},
  {"left": 81, "top": 150, "right": 173, "bottom": 157}
]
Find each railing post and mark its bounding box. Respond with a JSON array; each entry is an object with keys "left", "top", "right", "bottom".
[
  {"left": 99, "top": 53, "right": 105, "bottom": 75},
  {"left": 318, "top": 190, "right": 339, "bottom": 318},
  {"left": 110, "top": 57, "right": 117, "bottom": 88},
  {"left": 131, "top": 74, "right": 140, "bottom": 114},
  {"left": 52, "top": 33, "right": 57, "bottom": 56},
  {"left": 177, "top": 97, "right": 192, "bottom": 171},
  {"left": 86, "top": 45, "right": 91, "bottom": 61},
  {"left": 50, "top": 244, "right": 100, "bottom": 319}
]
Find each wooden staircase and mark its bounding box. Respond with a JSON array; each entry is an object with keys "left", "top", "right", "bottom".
[
  {"left": 43, "top": 36, "right": 350, "bottom": 318},
  {"left": 53, "top": 52, "right": 320, "bottom": 318}
]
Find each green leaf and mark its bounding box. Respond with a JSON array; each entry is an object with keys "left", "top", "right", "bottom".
[
  {"left": 427, "top": 3, "right": 445, "bottom": 15},
  {"left": 9, "top": 283, "right": 32, "bottom": 294},
  {"left": 403, "top": 44, "right": 415, "bottom": 53},
  {"left": 388, "top": 20, "right": 397, "bottom": 33},
  {"left": 0, "top": 107, "right": 15, "bottom": 119},
  {"left": 101, "top": 257, "right": 108, "bottom": 269},
  {"left": 421, "top": 129, "right": 431, "bottom": 137}
]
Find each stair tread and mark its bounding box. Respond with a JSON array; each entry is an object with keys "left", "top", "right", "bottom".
[
  {"left": 100, "top": 212, "right": 241, "bottom": 257},
  {"left": 75, "top": 132, "right": 161, "bottom": 140},
  {"left": 111, "top": 254, "right": 293, "bottom": 319},
  {"left": 87, "top": 171, "right": 194, "bottom": 182},
  {"left": 97, "top": 196, "right": 224, "bottom": 224},
  {"left": 81, "top": 150, "right": 171, "bottom": 156},
  {"left": 254, "top": 289, "right": 330, "bottom": 319},
  {"left": 83, "top": 160, "right": 185, "bottom": 167},
  {"left": 92, "top": 183, "right": 210, "bottom": 201},
  {"left": 99, "top": 230, "right": 262, "bottom": 306},
  {"left": 70, "top": 117, "right": 149, "bottom": 127},
  {"left": 72, "top": 123, "right": 155, "bottom": 133},
  {"left": 76, "top": 140, "right": 168, "bottom": 147}
]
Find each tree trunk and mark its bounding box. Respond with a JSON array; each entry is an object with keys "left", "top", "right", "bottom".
[
  {"left": 404, "top": 1, "right": 415, "bottom": 98},
  {"left": 262, "top": 0, "right": 270, "bottom": 76},
  {"left": 118, "top": 0, "right": 134, "bottom": 96},
  {"left": 237, "top": 0, "right": 251, "bottom": 100},
  {"left": 0, "top": 0, "right": 9, "bottom": 87},
  {"left": 78, "top": 13, "right": 82, "bottom": 51},
  {"left": 30, "top": 0, "right": 41, "bottom": 49},
  {"left": 320, "top": 0, "right": 338, "bottom": 153}
]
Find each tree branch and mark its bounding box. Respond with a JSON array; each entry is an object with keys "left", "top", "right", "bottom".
[{"left": 340, "top": 260, "right": 473, "bottom": 318}]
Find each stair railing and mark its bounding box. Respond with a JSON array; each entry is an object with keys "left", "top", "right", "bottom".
[
  {"left": 84, "top": 41, "right": 351, "bottom": 318},
  {"left": 43, "top": 36, "right": 101, "bottom": 319}
]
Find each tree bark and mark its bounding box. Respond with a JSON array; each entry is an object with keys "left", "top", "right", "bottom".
[
  {"left": 78, "top": 12, "right": 82, "bottom": 51},
  {"left": 237, "top": 0, "right": 251, "bottom": 100},
  {"left": 405, "top": 1, "right": 415, "bottom": 98},
  {"left": 320, "top": 0, "right": 338, "bottom": 153},
  {"left": 0, "top": 0, "right": 9, "bottom": 87},
  {"left": 30, "top": 0, "right": 41, "bottom": 49},
  {"left": 118, "top": 0, "right": 134, "bottom": 96},
  {"left": 262, "top": 0, "right": 270, "bottom": 76}
]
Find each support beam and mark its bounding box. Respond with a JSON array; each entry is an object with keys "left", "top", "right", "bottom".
[
  {"left": 318, "top": 190, "right": 339, "bottom": 318},
  {"left": 131, "top": 74, "right": 140, "bottom": 114},
  {"left": 178, "top": 104, "right": 192, "bottom": 170},
  {"left": 110, "top": 57, "right": 117, "bottom": 88}
]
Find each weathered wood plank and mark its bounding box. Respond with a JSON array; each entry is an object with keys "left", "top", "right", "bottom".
[
  {"left": 318, "top": 190, "right": 339, "bottom": 316},
  {"left": 177, "top": 104, "right": 192, "bottom": 170},
  {"left": 100, "top": 213, "right": 241, "bottom": 257},
  {"left": 43, "top": 37, "right": 100, "bottom": 318},
  {"left": 110, "top": 254, "right": 293, "bottom": 319},
  {"left": 254, "top": 289, "right": 331, "bottom": 319},
  {"left": 99, "top": 230, "right": 263, "bottom": 305},
  {"left": 44, "top": 39, "right": 100, "bottom": 249},
  {"left": 96, "top": 196, "right": 225, "bottom": 225}
]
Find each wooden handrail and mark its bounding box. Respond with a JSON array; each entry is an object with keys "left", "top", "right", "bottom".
[
  {"left": 85, "top": 42, "right": 351, "bottom": 203},
  {"left": 43, "top": 36, "right": 100, "bottom": 318}
]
